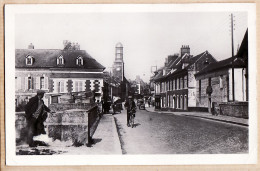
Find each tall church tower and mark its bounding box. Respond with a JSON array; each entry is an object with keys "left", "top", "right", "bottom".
[{"left": 112, "top": 42, "right": 124, "bottom": 82}]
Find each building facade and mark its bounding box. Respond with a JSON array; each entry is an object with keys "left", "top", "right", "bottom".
[
  {"left": 195, "top": 57, "right": 247, "bottom": 107},
  {"left": 152, "top": 46, "right": 217, "bottom": 111},
  {"left": 15, "top": 43, "right": 105, "bottom": 110}
]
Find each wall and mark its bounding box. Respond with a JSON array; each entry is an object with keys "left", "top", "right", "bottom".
[
  {"left": 228, "top": 68, "right": 247, "bottom": 101},
  {"left": 15, "top": 106, "right": 100, "bottom": 145},
  {"left": 196, "top": 67, "right": 246, "bottom": 109},
  {"left": 188, "top": 70, "right": 196, "bottom": 88},
  {"left": 195, "top": 78, "right": 208, "bottom": 107}
]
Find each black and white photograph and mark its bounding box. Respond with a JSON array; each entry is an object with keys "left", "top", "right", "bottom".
[{"left": 5, "top": 3, "right": 257, "bottom": 165}]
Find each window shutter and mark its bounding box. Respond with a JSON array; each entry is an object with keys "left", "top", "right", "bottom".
[
  {"left": 81, "top": 59, "right": 83, "bottom": 65},
  {"left": 79, "top": 81, "right": 83, "bottom": 91},
  {"left": 61, "top": 81, "right": 64, "bottom": 92},
  {"left": 75, "top": 81, "right": 78, "bottom": 92},
  {"left": 57, "top": 58, "right": 59, "bottom": 65},
  {"left": 32, "top": 77, "right": 35, "bottom": 89},
  {"left": 36, "top": 77, "right": 40, "bottom": 89},
  {"left": 76, "top": 59, "right": 78, "bottom": 65},
  {"left": 44, "top": 76, "right": 49, "bottom": 90},
  {"left": 219, "top": 76, "right": 223, "bottom": 89},
  {"left": 56, "top": 81, "right": 59, "bottom": 93},
  {"left": 21, "top": 77, "right": 25, "bottom": 90},
  {"left": 17, "top": 77, "right": 22, "bottom": 90},
  {"left": 25, "top": 77, "right": 28, "bottom": 90}
]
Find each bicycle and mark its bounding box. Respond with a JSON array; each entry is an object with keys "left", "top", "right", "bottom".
[{"left": 129, "top": 109, "right": 136, "bottom": 128}]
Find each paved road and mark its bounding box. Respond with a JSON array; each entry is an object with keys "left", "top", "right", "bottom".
[{"left": 113, "top": 109, "right": 248, "bottom": 154}]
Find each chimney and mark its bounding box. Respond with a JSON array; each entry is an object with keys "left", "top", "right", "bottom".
[
  {"left": 164, "top": 57, "right": 168, "bottom": 66},
  {"left": 28, "top": 43, "right": 34, "bottom": 49},
  {"left": 180, "top": 45, "right": 190, "bottom": 57},
  {"left": 75, "top": 42, "right": 80, "bottom": 50}
]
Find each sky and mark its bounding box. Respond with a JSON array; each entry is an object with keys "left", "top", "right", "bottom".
[{"left": 15, "top": 12, "right": 248, "bottom": 82}]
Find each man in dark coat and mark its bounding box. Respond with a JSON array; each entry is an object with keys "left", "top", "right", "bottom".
[
  {"left": 124, "top": 96, "right": 136, "bottom": 127},
  {"left": 24, "top": 90, "right": 52, "bottom": 147}
]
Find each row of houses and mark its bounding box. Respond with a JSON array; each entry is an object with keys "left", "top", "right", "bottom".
[
  {"left": 15, "top": 41, "right": 105, "bottom": 110},
  {"left": 150, "top": 30, "right": 248, "bottom": 118}
]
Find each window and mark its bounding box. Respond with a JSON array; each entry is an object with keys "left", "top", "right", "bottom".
[
  {"left": 51, "top": 96, "right": 59, "bottom": 103},
  {"left": 199, "top": 80, "right": 201, "bottom": 101},
  {"left": 40, "top": 77, "right": 44, "bottom": 89},
  {"left": 76, "top": 56, "right": 83, "bottom": 66},
  {"left": 184, "top": 76, "right": 187, "bottom": 88},
  {"left": 177, "top": 78, "right": 179, "bottom": 90},
  {"left": 57, "top": 81, "right": 64, "bottom": 93},
  {"left": 26, "top": 55, "right": 33, "bottom": 65},
  {"left": 74, "top": 80, "right": 84, "bottom": 92},
  {"left": 180, "top": 77, "right": 183, "bottom": 89},
  {"left": 28, "top": 76, "right": 33, "bottom": 89},
  {"left": 57, "top": 55, "right": 64, "bottom": 65},
  {"left": 219, "top": 76, "right": 223, "bottom": 89},
  {"left": 35, "top": 76, "right": 48, "bottom": 90}
]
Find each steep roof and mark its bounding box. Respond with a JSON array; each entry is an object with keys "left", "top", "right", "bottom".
[
  {"left": 15, "top": 49, "right": 105, "bottom": 70},
  {"left": 163, "top": 51, "right": 216, "bottom": 80},
  {"left": 236, "top": 29, "right": 248, "bottom": 58},
  {"left": 195, "top": 56, "right": 246, "bottom": 77}
]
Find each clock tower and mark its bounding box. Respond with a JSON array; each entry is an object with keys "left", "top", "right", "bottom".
[{"left": 112, "top": 42, "right": 124, "bottom": 82}]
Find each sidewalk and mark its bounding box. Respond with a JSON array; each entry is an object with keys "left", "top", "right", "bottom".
[
  {"left": 145, "top": 107, "right": 248, "bottom": 126},
  {"left": 90, "top": 113, "right": 122, "bottom": 154}
]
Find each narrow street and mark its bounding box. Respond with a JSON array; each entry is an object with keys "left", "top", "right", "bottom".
[{"left": 113, "top": 109, "right": 248, "bottom": 154}]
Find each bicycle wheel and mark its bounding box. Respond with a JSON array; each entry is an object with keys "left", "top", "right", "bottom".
[{"left": 131, "top": 115, "right": 134, "bottom": 128}]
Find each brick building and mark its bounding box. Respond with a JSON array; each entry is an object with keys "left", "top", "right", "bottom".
[
  {"left": 152, "top": 45, "right": 217, "bottom": 111},
  {"left": 195, "top": 30, "right": 248, "bottom": 118},
  {"left": 195, "top": 57, "right": 246, "bottom": 106},
  {"left": 15, "top": 42, "right": 105, "bottom": 110}
]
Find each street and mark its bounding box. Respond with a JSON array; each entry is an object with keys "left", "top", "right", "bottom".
[{"left": 113, "top": 109, "right": 248, "bottom": 154}]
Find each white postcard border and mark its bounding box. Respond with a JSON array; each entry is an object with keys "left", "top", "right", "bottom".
[{"left": 5, "top": 3, "right": 257, "bottom": 165}]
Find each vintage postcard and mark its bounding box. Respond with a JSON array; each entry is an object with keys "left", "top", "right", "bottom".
[{"left": 4, "top": 3, "right": 257, "bottom": 165}]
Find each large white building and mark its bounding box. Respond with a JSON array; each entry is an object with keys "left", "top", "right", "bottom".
[{"left": 15, "top": 42, "right": 105, "bottom": 110}]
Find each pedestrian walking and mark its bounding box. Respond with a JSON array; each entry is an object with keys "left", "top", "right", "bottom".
[{"left": 24, "top": 90, "right": 53, "bottom": 147}]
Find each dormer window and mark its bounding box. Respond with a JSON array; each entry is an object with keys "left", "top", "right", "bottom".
[
  {"left": 76, "top": 56, "right": 83, "bottom": 66},
  {"left": 57, "top": 55, "right": 64, "bottom": 65},
  {"left": 26, "top": 55, "right": 34, "bottom": 65}
]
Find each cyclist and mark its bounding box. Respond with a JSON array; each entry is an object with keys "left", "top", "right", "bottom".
[{"left": 124, "top": 96, "right": 136, "bottom": 127}]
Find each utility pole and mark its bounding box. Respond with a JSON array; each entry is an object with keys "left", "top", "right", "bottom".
[{"left": 231, "top": 13, "right": 235, "bottom": 101}]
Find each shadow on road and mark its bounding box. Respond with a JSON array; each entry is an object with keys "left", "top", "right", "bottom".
[
  {"left": 92, "top": 138, "right": 102, "bottom": 144},
  {"left": 132, "top": 123, "right": 141, "bottom": 128}
]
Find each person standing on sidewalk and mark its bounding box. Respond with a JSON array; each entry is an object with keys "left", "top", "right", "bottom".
[
  {"left": 124, "top": 96, "right": 136, "bottom": 127},
  {"left": 24, "top": 90, "right": 53, "bottom": 147}
]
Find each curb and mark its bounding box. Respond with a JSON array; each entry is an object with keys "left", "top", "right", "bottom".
[
  {"left": 112, "top": 115, "right": 123, "bottom": 154},
  {"left": 183, "top": 115, "right": 248, "bottom": 127},
  {"left": 145, "top": 109, "right": 248, "bottom": 127}
]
